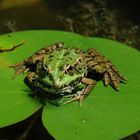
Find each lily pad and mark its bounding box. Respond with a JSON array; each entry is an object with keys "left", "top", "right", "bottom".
[{"left": 0, "top": 30, "right": 140, "bottom": 140}]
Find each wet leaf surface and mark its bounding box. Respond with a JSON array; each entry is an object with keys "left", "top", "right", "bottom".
[{"left": 0, "top": 30, "right": 140, "bottom": 140}]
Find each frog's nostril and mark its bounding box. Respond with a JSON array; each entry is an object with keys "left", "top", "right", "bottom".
[{"left": 54, "top": 79, "right": 61, "bottom": 89}]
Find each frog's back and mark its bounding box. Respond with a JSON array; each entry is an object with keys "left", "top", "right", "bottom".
[
  {"left": 45, "top": 48, "right": 82, "bottom": 69},
  {"left": 43, "top": 48, "right": 86, "bottom": 88}
]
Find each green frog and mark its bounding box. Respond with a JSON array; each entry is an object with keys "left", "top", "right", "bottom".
[{"left": 10, "top": 42, "right": 126, "bottom": 106}]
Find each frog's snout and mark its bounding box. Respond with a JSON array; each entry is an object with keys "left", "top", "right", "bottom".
[{"left": 53, "top": 78, "right": 61, "bottom": 89}]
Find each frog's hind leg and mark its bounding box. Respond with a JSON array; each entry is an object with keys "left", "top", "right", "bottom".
[
  {"left": 9, "top": 61, "right": 29, "bottom": 79},
  {"left": 87, "top": 48, "right": 127, "bottom": 90},
  {"left": 10, "top": 42, "right": 64, "bottom": 79},
  {"left": 63, "top": 78, "right": 96, "bottom": 106},
  {"left": 24, "top": 74, "right": 47, "bottom": 105}
]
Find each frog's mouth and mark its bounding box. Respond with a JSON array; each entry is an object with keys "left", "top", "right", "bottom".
[{"left": 24, "top": 77, "right": 82, "bottom": 100}]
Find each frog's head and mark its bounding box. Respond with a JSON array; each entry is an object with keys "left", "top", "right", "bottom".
[
  {"left": 42, "top": 65, "right": 82, "bottom": 89},
  {"left": 40, "top": 47, "right": 87, "bottom": 91}
]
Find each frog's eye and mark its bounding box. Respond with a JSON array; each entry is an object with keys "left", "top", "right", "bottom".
[
  {"left": 67, "top": 66, "right": 73, "bottom": 71},
  {"left": 60, "top": 64, "right": 69, "bottom": 71},
  {"left": 66, "top": 66, "right": 75, "bottom": 75}
]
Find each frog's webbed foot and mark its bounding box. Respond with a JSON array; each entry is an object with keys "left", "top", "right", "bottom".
[
  {"left": 63, "top": 78, "right": 96, "bottom": 106},
  {"left": 103, "top": 61, "right": 127, "bottom": 90},
  {"left": 63, "top": 91, "right": 85, "bottom": 106},
  {"left": 87, "top": 48, "right": 127, "bottom": 90},
  {"left": 9, "top": 61, "right": 29, "bottom": 79}
]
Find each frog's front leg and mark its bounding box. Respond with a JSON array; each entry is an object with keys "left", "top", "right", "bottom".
[
  {"left": 24, "top": 72, "right": 38, "bottom": 91},
  {"left": 24, "top": 72, "right": 47, "bottom": 104},
  {"left": 10, "top": 42, "right": 64, "bottom": 78},
  {"left": 79, "top": 78, "right": 96, "bottom": 106},
  {"left": 63, "top": 78, "right": 96, "bottom": 106},
  {"left": 87, "top": 48, "right": 127, "bottom": 90}
]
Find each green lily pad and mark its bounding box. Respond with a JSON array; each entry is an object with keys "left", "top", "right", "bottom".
[{"left": 0, "top": 30, "right": 140, "bottom": 140}]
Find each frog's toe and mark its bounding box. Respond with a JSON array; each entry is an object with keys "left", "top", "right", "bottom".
[
  {"left": 63, "top": 91, "right": 85, "bottom": 106},
  {"left": 103, "top": 70, "right": 120, "bottom": 90},
  {"left": 103, "top": 72, "right": 110, "bottom": 86},
  {"left": 9, "top": 63, "right": 28, "bottom": 79},
  {"left": 107, "top": 61, "right": 127, "bottom": 81}
]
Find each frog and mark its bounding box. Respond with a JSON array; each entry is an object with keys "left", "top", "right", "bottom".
[{"left": 10, "top": 42, "right": 127, "bottom": 106}]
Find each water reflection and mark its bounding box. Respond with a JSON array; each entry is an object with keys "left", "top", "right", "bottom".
[{"left": 0, "top": 0, "right": 64, "bottom": 34}]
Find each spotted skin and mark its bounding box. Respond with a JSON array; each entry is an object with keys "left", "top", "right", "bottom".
[{"left": 10, "top": 42, "right": 127, "bottom": 106}]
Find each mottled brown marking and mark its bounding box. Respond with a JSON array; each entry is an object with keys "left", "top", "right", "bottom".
[{"left": 10, "top": 42, "right": 64, "bottom": 78}]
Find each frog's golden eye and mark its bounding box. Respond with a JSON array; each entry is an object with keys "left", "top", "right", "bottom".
[
  {"left": 60, "top": 64, "right": 70, "bottom": 72},
  {"left": 66, "top": 66, "right": 75, "bottom": 76},
  {"left": 67, "top": 66, "right": 73, "bottom": 71},
  {"left": 60, "top": 64, "right": 74, "bottom": 75}
]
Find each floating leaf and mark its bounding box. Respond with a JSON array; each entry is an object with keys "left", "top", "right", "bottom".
[{"left": 0, "top": 30, "right": 140, "bottom": 140}]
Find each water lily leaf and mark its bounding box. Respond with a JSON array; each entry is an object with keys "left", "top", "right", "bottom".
[{"left": 0, "top": 30, "right": 140, "bottom": 140}]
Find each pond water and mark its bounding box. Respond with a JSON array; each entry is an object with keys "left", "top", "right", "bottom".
[
  {"left": 0, "top": 1, "right": 140, "bottom": 139},
  {"left": 0, "top": 0, "right": 140, "bottom": 48},
  {"left": 0, "top": 0, "right": 64, "bottom": 34}
]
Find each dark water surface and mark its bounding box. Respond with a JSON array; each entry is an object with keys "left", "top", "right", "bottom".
[
  {"left": 0, "top": 0, "right": 140, "bottom": 50},
  {"left": 0, "top": 1, "right": 140, "bottom": 140},
  {"left": 0, "top": 0, "right": 64, "bottom": 34}
]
